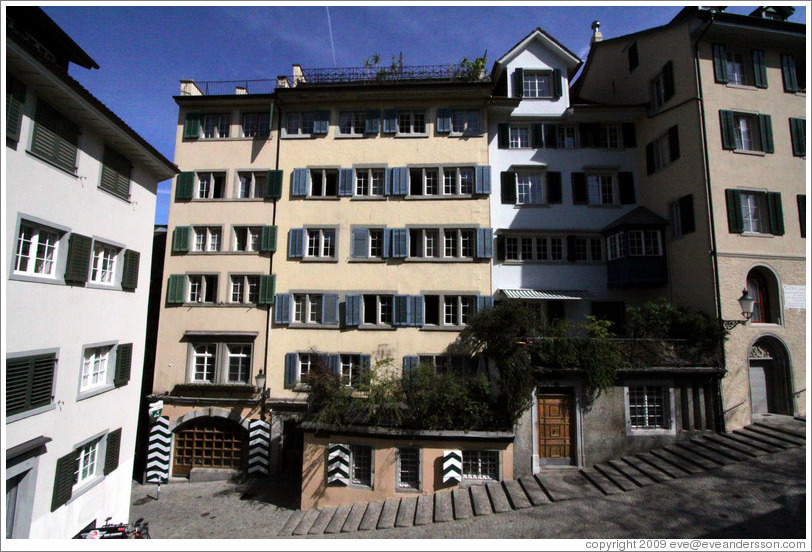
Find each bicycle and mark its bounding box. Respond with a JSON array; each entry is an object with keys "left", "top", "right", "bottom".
[{"left": 79, "top": 517, "right": 150, "bottom": 539}]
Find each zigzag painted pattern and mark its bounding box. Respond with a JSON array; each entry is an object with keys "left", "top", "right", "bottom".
[
  {"left": 327, "top": 443, "right": 350, "bottom": 485},
  {"left": 442, "top": 449, "right": 462, "bottom": 483},
  {"left": 145, "top": 416, "right": 171, "bottom": 483},
  {"left": 248, "top": 419, "right": 270, "bottom": 475}
]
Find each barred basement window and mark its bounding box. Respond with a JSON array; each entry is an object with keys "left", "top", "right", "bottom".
[
  {"left": 397, "top": 448, "right": 420, "bottom": 490},
  {"left": 627, "top": 385, "right": 669, "bottom": 429},
  {"left": 350, "top": 445, "right": 372, "bottom": 486},
  {"left": 462, "top": 450, "right": 499, "bottom": 480}
]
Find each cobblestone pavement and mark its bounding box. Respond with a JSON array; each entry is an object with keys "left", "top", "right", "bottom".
[{"left": 130, "top": 415, "right": 806, "bottom": 540}]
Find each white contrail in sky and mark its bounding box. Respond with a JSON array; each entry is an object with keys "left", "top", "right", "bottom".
[{"left": 326, "top": 6, "right": 337, "bottom": 67}]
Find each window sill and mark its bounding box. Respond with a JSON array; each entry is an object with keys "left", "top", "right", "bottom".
[
  {"left": 300, "top": 257, "right": 339, "bottom": 263},
  {"left": 513, "top": 203, "right": 551, "bottom": 208},
  {"left": 9, "top": 273, "right": 65, "bottom": 286},
  {"left": 739, "top": 231, "right": 775, "bottom": 238},
  {"left": 77, "top": 383, "right": 116, "bottom": 402},
  {"left": 86, "top": 282, "right": 123, "bottom": 292},
  {"left": 393, "top": 134, "right": 428, "bottom": 139},
  {"left": 349, "top": 196, "right": 386, "bottom": 201},
  {"left": 626, "top": 427, "right": 676, "bottom": 437},
  {"left": 68, "top": 476, "right": 105, "bottom": 504},
  {"left": 404, "top": 195, "right": 475, "bottom": 200},
  {"left": 187, "top": 251, "right": 227, "bottom": 255},
  {"left": 281, "top": 134, "right": 315, "bottom": 139},
  {"left": 97, "top": 186, "right": 131, "bottom": 203},
  {"left": 334, "top": 134, "right": 368, "bottom": 139},
  {"left": 725, "top": 83, "right": 758, "bottom": 92},
  {"left": 358, "top": 324, "right": 396, "bottom": 331},
  {"left": 501, "top": 259, "right": 566, "bottom": 264},
  {"left": 303, "top": 197, "right": 341, "bottom": 200},
  {"left": 6, "top": 403, "right": 56, "bottom": 425},
  {"left": 348, "top": 258, "right": 386, "bottom": 263},
  {"left": 404, "top": 257, "right": 475, "bottom": 263},
  {"left": 420, "top": 325, "right": 465, "bottom": 332},
  {"left": 732, "top": 149, "right": 767, "bottom": 157},
  {"left": 288, "top": 323, "right": 341, "bottom": 330},
  {"left": 25, "top": 150, "right": 78, "bottom": 177}
]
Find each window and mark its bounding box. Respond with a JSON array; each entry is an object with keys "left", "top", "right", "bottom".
[
  {"left": 293, "top": 294, "right": 322, "bottom": 324},
  {"left": 74, "top": 438, "right": 102, "bottom": 489},
  {"left": 627, "top": 231, "right": 662, "bottom": 256},
  {"left": 350, "top": 445, "right": 372, "bottom": 486},
  {"left": 99, "top": 146, "right": 131, "bottom": 200},
  {"left": 628, "top": 41, "right": 639, "bottom": 72},
  {"left": 363, "top": 295, "right": 394, "bottom": 325},
  {"left": 408, "top": 229, "right": 439, "bottom": 258},
  {"left": 719, "top": 110, "right": 773, "bottom": 153},
  {"left": 397, "top": 110, "right": 426, "bottom": 135},
  {"left": 746, "top": 269, "right": 779, "bottom": 324},
  {"left": 397, "top": 448, "right": 420, "bottom": 490},
  {"left": 30, "top": 100, "right": 79, "bottom": 173},
  {"left": 627, "top": 384, "right": 671, "bottom": 430},
  {"left": 726, "top": 189, "right": 784, "bottom": 235},
  {"left": 230, "top": 275, "right": 259, "bottom": 304},
  {"left": 509, "top": 125, "right": 529, "bottom": 148},
  {"left": 557, "top": 125, "right": 578, "bottom": 149},
  {"left": 670, "top": 195, "right": 696, "bottom": 238},
  {"left": 650, "top": 61, "right": 674, "bottom": 111},
  {"left": 409, "top": 167, "right": 440, "bottom": 196},
  {"left": 440, "top": 228, "right": 475, "bottom": 259},
  {"left": 355, "top": 168, "right": 385, "bottom": 196},
  {"left": 193, "top": 227, "right": 221, "bottom": 252},
  {"left": 462, "top": 450, "right": 499, "bottom": 480},
  {"left": 573, "top": 236, "right": 603, "bottom": 261},
  {"left": 6, "top": 352, "right": 56, "bottom": 417},
  {"left": 450, "top": 109, "right": 481, "bottom": 134},
  {"left": 285, "top": 111, "right": 314, "bottom": 135},
  {"left": 189, "top": 341, "right": 253, "bottom": 384},
  {"left": 422, "top": 295, "right": 475, "bottom": 327},
  {"left": 14, "top": 222, "right": 61, "bottom": 278},
  {"left": 306, "top": 229, "right": 336, "bottom": 258},
  {"left": 338, "top": 111, "right": 366, "bottom": 135},
  {"left": 233, "top": 226, "right": 260, "bottom": 252},
  {"left": 89, "top": 242, "right": 119, "bottom": 285},
  {"left": 503, "top": 235, "right": 565, "bottom": 262},
  {"left": 647, "top": 126, "right": 680, "bottom": 174},
  {"left": 522, "top": 71, "right": 552, "bottom": 98},
  {"left": 726, "top": 51, "right": 753, "bottom": 86},
  {"left": 297, "top": 353, "right": 317, "bottom": 384},
  {"left": 188, "top": 274, "right": 218, "bottom": 303},
  {"left": 242, "top": 112, "right": 270, "bottom": 138},
  {"left": 80, "top": 346, "right": 112, "bottom": 392},
  {"left": 236, "top": 172, "right": 267, "bottom": 199},
  {"left": 740, "top": 192, "right": 769, "bottom": 233},
  {"left": 202, "top": 113, "right": 230, "bottom": 138},
  {"left": 417, "top": 355, "right": 477, "bottom": 374},
  {"left": 587, "top": 174, "right": 615, "bottom": 205},
  {"left": 339, "top": 354, "right": 364, "bottom": 387},
  {"left": 598, "top": 125, "right": 621, "bottom": 149},
  {"left": 308, "top": 169, "right": 338, "bottom": 197},
  {"left": 798, "top": 195, "right": 806, "bottom": 238},
  {"left": 196, "top": 172, "right": 226, "bottom": 199},
  {"left": 516, "top": 172, "right": 545, "bottom": 205}
]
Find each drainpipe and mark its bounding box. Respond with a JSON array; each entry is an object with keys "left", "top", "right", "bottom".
[{"left": 692, "top": 14, "right": 726, "bottom": 433}]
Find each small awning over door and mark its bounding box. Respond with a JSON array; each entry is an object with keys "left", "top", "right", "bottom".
[{"left": 497, "top": 289, "right": 594, "bottom": 301}]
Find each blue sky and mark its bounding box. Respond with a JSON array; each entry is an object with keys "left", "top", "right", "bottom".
[{"left": 40, "top": 3, "right": 807, "bottom": 224}]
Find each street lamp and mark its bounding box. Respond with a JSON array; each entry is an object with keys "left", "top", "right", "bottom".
[
  {"left": 255, "top": 369, "right": 268, "bottom": 419},
  {"left": 723, "top": 289, "right": 755, "bottom": 330}
]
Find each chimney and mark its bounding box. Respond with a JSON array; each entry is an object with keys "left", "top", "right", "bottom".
[{"left": 591, "top": 21, "right": 603, "bottom": 44}]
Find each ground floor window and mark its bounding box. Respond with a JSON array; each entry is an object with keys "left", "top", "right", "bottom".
[
  {"left": 350, "top": 445, "right": 372, "bottom": 486},
  {"left": 462, "top": 450, "right": 499, "bottom": 480},
  {"left": 626, "top": 383, "right": 672, "bottom": 432},
  {"left": 396, "top": 448, "right": 420, "bottom": 490}
]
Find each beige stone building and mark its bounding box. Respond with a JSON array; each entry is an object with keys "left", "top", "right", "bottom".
[{"left": 573, "top": 6, "right": 806, "bottom": 430}]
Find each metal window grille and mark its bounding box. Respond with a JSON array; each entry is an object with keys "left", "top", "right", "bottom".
[
  {"left": 398, "top": 448, "right": 420, "bottom": 489},
  {"left": 350, "top": 445, "right": 372, "bottom": 486},
  {"left": 462, "top": 450, "right": 499, "bottom": 480},
  {"left": 628, "top": 385, "right": 667, "bottom": 428}
]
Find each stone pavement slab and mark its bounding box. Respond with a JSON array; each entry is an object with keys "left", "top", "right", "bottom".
[
  {"left": 635, "top": 452, "right": 687, "bottom": 479},
  {"left": 433, "top": 491, "right": 453, "bottom": 523},
  {"left": 747, "top": 426, "right": 804, "bottom": 446},
  {"left": 537, "top": 470, "right": 602, "bottom": 501},
  {"left": 593, "top": 463, "right": 637, "bottom": 491},
  {"left": 753, "top": 418, "right": 806, "bottom": 439},
  {"left": 357, "top": 501, "right": 383, "bottom": 531},
  {"left": 486, "top": 481, "right": 512, "bottom": 512},
  {"left": 292, "top": 508, "right": 320, "bottom": 536},
  {"left": 650, "top": 448, "right": 705, "bottom": 474},
  {"left": 663, "top": 445, "right": 719, "bottom": 470},
  {"left": 323, "top": 505, "right": 350, "bottom": 534},
  {"left": 469, "top": 484, "right": 492, "bottom": 516},
  {"left": 518, "top": 474, "right": 550, "bottom": 505},
  {"left": 414, "top": 494, "right": 434, "bottom": 525},
  {"left": 308, "top": 507, "right": 336, "bottom": 535},
  {"left": 607, "top": 459, "right": 656, "bottom": 487},
  {"left": 724, "top": 431, "right": 782, "bottom": 453},
  {"left": 675, "top": 442, "right": 735, "bottom": 466},
  {"left": 395, "top": 496, "right": 417, "bottom": 527},
  {"left": 621, "top": 456, "right": 671, "bottom": 483},
  {"left": 341, "top": 502, "right": 366, "bottom": 533},
  {"left": 737, "top": 428, "right": 792, "bottom": 449},
  {"left": 579, "top": 467, "right": 624, "bottom": 495},
  {"left": 691, "top": 437, "right": 750, "bottom": 461},
  {"left": 503, "top": 479, "right": 531, "bottom": 509},
  {"left": 278, "top": 510, "right": 306, "bottom": 536},
  {"left": 702, "top": 434, "right": 765, "bottom": 457},
  {"left": 377, "top": 499, "right": 399, "bottom": 529},
  {"left": 451, "top": 488, "right": 473, "bottom": 519}
]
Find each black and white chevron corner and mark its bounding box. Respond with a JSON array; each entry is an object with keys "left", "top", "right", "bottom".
[
  {"left": 442, "top": 449, "right": 462, "bottom": 483},
  {"left": 145, "top": 416, "right": 171, "bottom": 483},
  {"left": 327, "top": 443, "right": 350, "bottom": 485},
  {"left": 248, "top": 419, "right": 271, "bottom": 475}
]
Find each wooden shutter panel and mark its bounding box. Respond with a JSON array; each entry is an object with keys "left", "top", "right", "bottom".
[
  {"left": 175, "top": 172, "right": 194, "bottom": 200},
  {"left": 752, "top": 50, "right": 767, "bottom": 89},
  {"left": 713, "top": 44, "right": 729, "bottom": 83},
  {"left": 114, "top": 343, "right": 133, "bottom": 386},
  {"left": 32, "top": 100, "right": 79, "bottom": 173},
  {"left": 497, "top": 124, "right": 510, "bottom": 149},
  {"left": 6, "top": 75, "right": 26, "bottom": 142},
  {"left": 790, "top": 118, "right": 806, "bottom": 157},
  {"left": 646, "top": 142, "right": 656, "bottom": 175},
  {"left": 530, "top": 123, "right": 544, "bottom": 148},
  {"left": 767, "top": 192, "right": 785, "bottom": 236},
  {"left": 668, "top": 125, "right": 681, "bottom": 161},
  {"left": 679, "top": 194, "right": 695, "bottom": 235},
  {"left": 571, "top": 173, "right": 587, "bottom": 204},
  {"left": 322, "top": 294, "right": 339, "bottom": 324},
  {"left": 338, "top": 168, "right": 354, "bottom": 196},
  {"left": 410, "top": 295, "right": 424, "bottom": 326},
  {"left": 758, "top": 114, "right": 774, "bottom": 153},
  {"left": 6, "top": 354, "right": 55, "bottom": 416},
  {"left": 477, "top": 295, "right": 494, "bottom": 312},
  {"left": 391, "top": 228, "right": 408, "bottom": 257},
  {"left": 166, "top": 274, "right": 187, "bottom": 304},
  {"left": 291, "top": 168, "right": 308, "bottom": 196},
  {"left": 436, "top": 108, "right": 452, "bottom": 132},
  {"left": 501, "top": 171, "right": 516, "bottom": 204},
  {"left": 719, "top": 110, "right": 736, "bottom": 150},
  {"left": 547, "top": 172, "right": 562, "bottom": 203},
  {"left": 183, "top": 112, "right": 201, "bottom": 138},
  {"left": 383, "top": 109, "right": 398, "bottom": 133},
  {"left": 402, "top": 356, "right": 419, "bottom": 377},
  {"left": 579, "top": 123, "right": 599, "bottom": 148},
  {"left": 284, "top": 353, "right": 298, "bottom": 388},
  {"left": 544, "top": 124, "right": 558, "bottom": 148},
  {"left": 121, "top": 249, "right": 140, "bottom": 291},
  {"left": 619, "top": 173, "right": 635, "bottom": 205},
  {"left": 663, "top": 61, "right": 675, "bottom": 101},
  {"left": 265, "top": 170, "right": 283, "bottom": 199},
  {"left": 351, "top": 228, "right": 369, "bottom": 259},
  {"left": 274, "top": 293, "right": 292, "bottom": 324},
  {"left": 797, "top": 194, "right": 806, "bottom": 238},
  {"left": 258, "top": 275, "right": 276, "bottom": 305},
  {"left": 476, "top": 228, "right": 494, "bottom": 259},
  {"left": 365, "top": 110, "right": 380, "bottom": 133},
  {"left": 326, "top": 354, "right": 340, "bottom": 376},
  {"left": 51, "top": 452, "right": 77, "bottom": 512},
  {"left": 392, "top": 167, "right": 409, "bottom": 195},
  {"left": 393, "top": 295, "right": 409, "bottom": 326},
  {"left": 552, "top": 68, "right": 563, "bottom": 98},
  {"left": 622, "top": 123, "right": 636, "bottom": 148},
  {"left": 172, "top": 226, "right": 191, "bottom": 253},
  {"left": 288, "top": 228, "right": 305, "bottom": 258},
  {"left": 781, "top": 54, "right": 798, "bottom": 93},
  {"left": 260, "top": 226, "right": 278, "bottom": 252},
  {"left": 474, "top": 165, "right": 491, "bottom": 195},
  {"left": 513, "top": 68, "right": 524, "bottom": 98},
  {"left": 725, "top": 189, "right": 744, "bottom": 233},
  {"left": 103, "top": 429, "right": 123, "bottom": 475},
  {"left": 345, "top": 295, "right": 362, "bottom": 326},
  {"left": 64, "top": 233, "right": 92, "bottom": 284},
  {"left": 566, "top": 235, "right": 577, "bottom": 262},
  {"left": 327, "top": 443, "right": 350, "bottom": 485},
  {"left": 100, "top": 147, "right": 132, "bottom": 199}
]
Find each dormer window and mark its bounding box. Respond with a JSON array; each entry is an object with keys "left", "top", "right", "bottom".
[{"left": 513, "top": 68, "right": 562, "bottom": 99}]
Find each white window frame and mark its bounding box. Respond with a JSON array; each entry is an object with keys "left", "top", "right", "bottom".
[
  {"left": 362, "top": 294, "right": 394, "bottom": 325},
  {"left": 80, "top": 345, "right": 113, "bottom": 393},
  {"left": 339, "top": 354, "right": 363, "bottom": 387},
  {"left": 396, "top": 448, "right": 421, "bottom": 491},
  {"left": 396, "top": 110, "right": 426, "bottom": 136},
  {"left": 73, "top": 438, "right": 102, "bottom": 490},
  {"left": 627, "top": 230, "right": 662, "bottom": 257},
  {"left": 230, "top": 274, "right": 260, "bottom": 304},
  {"left": 188, "top": 274, "right": 218, "bottom": 303},
  {"left": 308, "top": 168, "right": 339, "bottom": 197},
  {"left": 241, "top": 112, "right": 270, "bottom": 138},
  {"left": 202, "top": 113, "right": 231, "bottom": 139},
  {"left": 226, "top": 344, "right": 251, "bottom": 383},
  {"left": 188, "top": 341, "right": 254, "bottom": 384},
  {"left": 509, "top": 125, "right": 529, "bottom": 148},
  {"left": 338, "top": 111, "right": 366, "bottom": 136},
  {"left": 450, "top": 109, "right": 481, "bottom": 135},
  {"left": 196, "top": 172, "right": 227, "bottom": 199},
  {"left": 462, "top": 450, "right": 500, "bottom": 481},
  {"left": 284, "top": 111, "right": 315, "bottom": 136},
  {"left": 89, "top": 241, "right": 120, "bottom": 286},
  {"left": 522, "top": 71, "right": 553, "bottom": 98},
  {"left": 515, "top": 171, "right": 545, "bottom": 205},
  {"left": 297, "top": 352, "right": 317, "bottom": 384},
  {"left": 14, "top": 221, "right": 62, "bottom": 279},
  {"left": 504, "top": 234, "right": 566, "bottom": 262},
  {"left": 624, "top": 381, "right": 676, "bottom": 435},
  {"left": 556, "top": 125, "right": 578, "bottom": 149},
  {"left": 740, "top": 191, "right": 769, "bottom": 234},
  {"left": 732, "top": 113, "right": 762, "bottom": 152},
  {"left": 354, "top": 168, "right": 385, "bottom": 197},
  {"left": 236, "top": 171, "right": 267, "bottom": 199},
  {"left": 726, "top": 51, "right": 753, "bottom": 87},
  {"left": 305, "top": 228, "right": 336, "bottom": 258},
  {"left": 292, "top": 293, "right": 323, "bottom": 324},
  {"left": 586, "top": 174, "right": 617, "bottom": 206},
  {"left": 233, "top": 226, "right": 261, "bottom": 252},
  {"left": 192, "top": 226, "right": 222, "bottom": 252}
]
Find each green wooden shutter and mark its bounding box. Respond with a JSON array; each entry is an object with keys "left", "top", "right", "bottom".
[
  {"left": 571, "top": 173, "right": 587, "bottom": 204},
  {"left": 781, "top": 54, "right": 798, "bottom": 93},
  {"left": 6, "top": 74, "right": 26, "bottom": 142},
  {"left": 668, "top": 125, "right": 681, "bottom": 161},
  {"left": 166, "top": 274, "right": 187, "bottom": 304},
  {"left": 646, "top": 142, "right": 656, "bottom": 175},
  {"left": 114, "top": 343, "right": 133, "bottom": 386},
  {"left": 64, "top": 233, "right": 92, "bottom": 284},
  {"left": 121, "top": 249, "right": 140, "bottom": 291},
  {"left": 622, "top": 123, "right": 636, "bottom": 148},
  {"left": 183, "top": 112, "right": 201, "bottom": 139},
  {"left": 758, "top": 114, "right": 774, "bottom": 153},
  {"left": 31, "top": 100, "right": 79, "bottom": 173},
  {"left": 265, "top": 170, "right": 283, "bottom": 199},
  {"left": 530, "top": 123, "right": 544, "bottom": 148},
  {"left": 497, "top": 124, "right": 510, "bottom": 149},
  {"left": 789, "top": 118, "right": 806, "bottom": 157},
  {"left": 500, "top": 171, "right": 516, "bottom": 204},
  {"left": 725, "top": 189, "right": 744, "bottom": 233},
  {"left": 103, "top": 429, "right": 123, "bottom": 475},
  {"left": 766, "top": 192, "right": 784, "bottom": 236},
  {"left": 547, "top": 172, "right": 562, "bottom": 204},
  {"left": 6, "top": 354, "right": 55, "bottom": 416},
  {"left": 663, "top": 61, "right": 675, "bottom": 101},
  {"left": 752, "top": 50, "right": 767, "bottom": 89},
  {"left": 513, "top": 68, "right": 524, "bottom": 98},
  {"left": 797, "top": 194, "right": 806, "bottom": 238},
  {"left": 544, "top": 124, "right": 558, "bottom": 148},
  {"left": 712, "top": 44, "right": 729, "bottom": 83},
  {"left": 719, "top": 110, "right": 736, "bottom": 150},
  {"left": 260, "top": 225, "right": 278, "bottom": 252},
  {"left": 175, "top": 172, "right": 194, "bottom": 200},
  {"left": 679, "top": 194, "right": 695, "bottom": 235},
  {"left": 51, "top": 451, "right": 77, "bottom": 512},
  {"left": 100, "top": 146, "right": 132, "bottom": 199},
  {"left": 172, "top": 226, "right": 191, "bottom": 252},
  {"left": 258, "top": 275, "right": 276, "bottom": 305},
  {"left": 552, "top": 68, "right": 563, "bottom": 98},
  {"left": 618, "top": 172, "right": 635, "bottom": 204}
]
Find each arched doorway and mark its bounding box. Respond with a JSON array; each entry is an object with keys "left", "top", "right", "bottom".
[
  {"left": 172, "top": 416, "right": 249, "bottom": 477},
  {"left": 748, "top": 337, "right": 792, "bottom": 416}
]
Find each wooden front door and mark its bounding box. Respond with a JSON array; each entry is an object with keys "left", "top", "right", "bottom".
[{"left": 537, "top": 393, "right": 575, "bottom": 465}]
